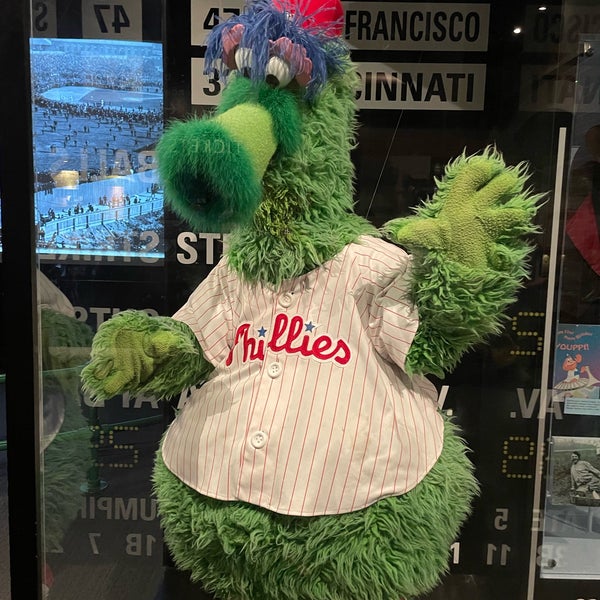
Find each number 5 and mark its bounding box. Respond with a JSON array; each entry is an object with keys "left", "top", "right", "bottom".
[{"left": 494, "top": 508, "right": 509, "bottom": 530}]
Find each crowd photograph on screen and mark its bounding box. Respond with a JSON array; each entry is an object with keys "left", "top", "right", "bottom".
[{"left": 29, "top": 37, "right": 165, "bottom": 261}]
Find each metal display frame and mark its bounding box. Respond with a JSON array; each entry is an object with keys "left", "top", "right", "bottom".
[
  {"left": 2, "top": 1, "right": 600, "bottom": 599},
  {"left": 1, "top": 0, "right": 43, "bottom": 598}
]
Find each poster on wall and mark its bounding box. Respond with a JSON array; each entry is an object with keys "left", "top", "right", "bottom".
[
  {"left": 553, "top": 323, "right": 600, "bottom": 415},
  {"left": 541, "top": 435, "right": 600, "bottom": 580}
]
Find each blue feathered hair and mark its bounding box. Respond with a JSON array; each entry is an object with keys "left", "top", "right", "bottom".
[{"left": 203, "top": 0, "right": 348, "bottom": 101}]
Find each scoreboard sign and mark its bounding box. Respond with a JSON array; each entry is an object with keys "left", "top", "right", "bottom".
[
  {"left": 354, "top": 62, "right": 485, "bottom": 110},
  {"left": 344, "top": 2, "right": 489, "bottom": 51},
  {"left": 31, "top": 0, "right": 58, "bottom": 37},
  {"left": 81, "top": 0, "right": 144, "bottom": 40},
  {"left": 190, "top": 1, "right": 490, "bottom": 51},
  {"left": 31, "top": 0, "right": 156, "bottom": 41},
  {"left": 191, "top": 58, "right": 486, "bottom": 110},
  {"left": 190, "top": 2, "right": 490, "bottom": 110}
]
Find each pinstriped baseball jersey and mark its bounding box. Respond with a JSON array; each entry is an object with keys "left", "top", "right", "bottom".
[{"left": 162, "top": 235, "right": 444, "bottom": 516}]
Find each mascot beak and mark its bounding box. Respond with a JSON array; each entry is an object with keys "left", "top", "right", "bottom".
[{"left": 156, "top": 79, "right": 301, "bottom": 233}]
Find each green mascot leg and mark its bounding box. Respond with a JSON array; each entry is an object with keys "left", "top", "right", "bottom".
[{"left": 152, "top": 417, "right": 478, "bottom": 600}]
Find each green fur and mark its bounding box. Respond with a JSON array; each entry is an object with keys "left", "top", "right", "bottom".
[
  {"left": 41, "top": 307, "right": 94, "bottom": 370},
  {"left": 157, "top": 117, "right": 262, "bottom": 232},
  {"left": 85, "top": 15, "right": 540, "bottom": 600},
  {"left": 255, "top": 82, "right": 302, "bottom": 155},
  {"left": 403, "top": 253, "right": 531, "bottom": 377},
  {"left": 153, "top": 417, "right": 478, "bottom": 600},
  {"left": 227, "top": 63, "right": 377, "bottom": 285},
  {"left": 81, "top": 310, "right": 212, "bottom": 401},
  {"left": 382, "top": 147, "right": 542, "bottom": 377},
  {"left": 384, "top": 148, "right": 541, "bottom": 268},
  {"left": 40, "top": 309, "right": 94, "bottom": 552},
  {"left": 42, "top": 373, "right": 90, "bottom": 551}
]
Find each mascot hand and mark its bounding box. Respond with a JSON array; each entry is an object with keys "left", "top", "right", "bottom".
[
  {"left": 385, "top": 148, "right": 540, "bottom": 272},
  {"left": 81, "top": 310, "right": 183, "bottom": 400}
]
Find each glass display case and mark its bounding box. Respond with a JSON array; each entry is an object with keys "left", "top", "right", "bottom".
[{"left": 1, "top": 1, "right": 600, "bottom": 599}]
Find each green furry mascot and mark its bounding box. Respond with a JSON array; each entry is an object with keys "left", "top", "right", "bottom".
[{"left": 81, "top": 1, "right": 541, "bottom": 598}]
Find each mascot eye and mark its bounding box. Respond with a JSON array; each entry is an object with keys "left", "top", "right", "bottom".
[
  {"left": 234, "top": 47, "right": 253, "bottom": 77},
  {"left": 265, "top": 55, "right": 293, "bottom": 88}
]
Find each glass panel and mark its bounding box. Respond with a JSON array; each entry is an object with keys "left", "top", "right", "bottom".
[
  {"left": 13, "top": 1, "right": 598, "bottom": 599},
  {"left": 541, "top": 32, "right": 600, "bottom": 583},
  {"left": 2, "top": 2, "right": 39, "bottom": 595},
  {"left": 29, "top": 2, "right": 167, "bottom": 598},
  {"left": 0, "top": 373, "right": 8, "bottom": 599}
]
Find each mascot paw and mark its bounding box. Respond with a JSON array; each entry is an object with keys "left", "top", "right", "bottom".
[
  {"left": 385, "top": 146, "right": 541, "bottom": 272},
  {"left": 81, "top": 310, "right": 180, "bottom": 400}
]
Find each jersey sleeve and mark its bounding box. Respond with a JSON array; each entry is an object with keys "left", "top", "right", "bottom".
[
  {"left": 171, "top": 260, "right": 234, "bottom": 366},
  {"left": 355, "top": 237, "right": 419, "bottom": 371}
]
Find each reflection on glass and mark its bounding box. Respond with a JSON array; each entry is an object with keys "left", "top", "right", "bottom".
[
  {"left": 0, "top": 371, "right": 9, "bottom": 599},
  {"left": 542, "top": 34, "right": 600, "bottom": 582},
  {"left": 541, "top": 436, "right": 600, "bottom": 579},
  {"left": 37, "top": 270, "right": 94, "bottom": 598}
]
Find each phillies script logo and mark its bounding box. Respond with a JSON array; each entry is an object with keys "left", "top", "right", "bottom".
[{"left": 225, "top": 313, "right": 351, "bottom": 366}]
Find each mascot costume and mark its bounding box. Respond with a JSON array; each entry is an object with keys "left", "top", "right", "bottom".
[{"left": 82, "top": 1, "right": 541, "bottom": 598}]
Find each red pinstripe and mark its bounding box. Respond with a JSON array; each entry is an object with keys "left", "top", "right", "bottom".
[{"left": 161, "top": 236, "right": 443, "bottom": 516}]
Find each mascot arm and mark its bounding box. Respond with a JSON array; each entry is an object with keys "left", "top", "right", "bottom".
[
  {"left": 383, "top": 148, "right": 542, "bottom": 378},
  {"left": 81, "top": 309, "right": 212, "bottom": 401}
]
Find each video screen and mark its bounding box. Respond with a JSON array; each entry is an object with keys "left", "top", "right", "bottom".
[{"left": 29, "top": 38, "right": 165, "bottom": 263}]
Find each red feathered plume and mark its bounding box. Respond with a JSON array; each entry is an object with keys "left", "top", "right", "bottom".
[{"left": 271, "top": 0, "right": 344, "bottom": 37}]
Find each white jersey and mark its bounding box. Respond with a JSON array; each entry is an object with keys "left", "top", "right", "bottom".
[{"left": 162, "top": 235, "right": 443, "bottom": 516}]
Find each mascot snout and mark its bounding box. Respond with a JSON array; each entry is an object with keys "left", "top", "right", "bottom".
[{"left": 156, "top": 79, "right": 301, "bottom": 232}]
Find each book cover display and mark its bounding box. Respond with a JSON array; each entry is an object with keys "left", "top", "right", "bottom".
[{"left": 553, "top": 324, "right": 600, "bottom": 414}]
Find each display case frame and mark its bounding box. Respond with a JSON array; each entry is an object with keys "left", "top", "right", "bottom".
[
  {"left": 2, "top": 1, "right": 600, "bottom": 599},
  {"left": 1, "top": 0, "right": 43, "bottom": 598}
]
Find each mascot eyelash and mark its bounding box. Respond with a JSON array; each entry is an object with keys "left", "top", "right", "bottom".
[
  {"left": 82, "top": 1, "right": 543, "bottom": 598},
  {"left": 205, "top": 0, "right": 347, "bottom": 99}
]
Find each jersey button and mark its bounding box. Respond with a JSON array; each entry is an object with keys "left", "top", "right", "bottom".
[
  {"left": 267, "top": 362, "right": 282, "bottom": 378},
  {"left": 250, "top": 431, "right": 268, "bottom": 449},
  {"left": 279, "top": 292, "right": 293, "bottom": 308}
]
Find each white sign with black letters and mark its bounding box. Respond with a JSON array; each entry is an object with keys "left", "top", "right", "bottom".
[
  {"left": 192, "top": 57, "right": 486, "bottom": 111},
  {"left": 344, "top": 2, "right": 490, "bottom": 51},
  {"left": 191, "top": 0, "right": 244, "bottom": 46},
  {"left": 190, "top": 1, "right": 490, "bottom": 52},
  {"left": 81, "top": 0, "right": 143, "bottom": 40},
  {"left": 355, "top": 62, "right": 486, "bottom": 110},
  {"left": 31, "top": 0, "right": 58, "bottom": 38}
]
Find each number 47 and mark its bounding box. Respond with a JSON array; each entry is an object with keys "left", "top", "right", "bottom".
[{"left": 94, "top": 4, "right": 131, "bottom": 34}]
